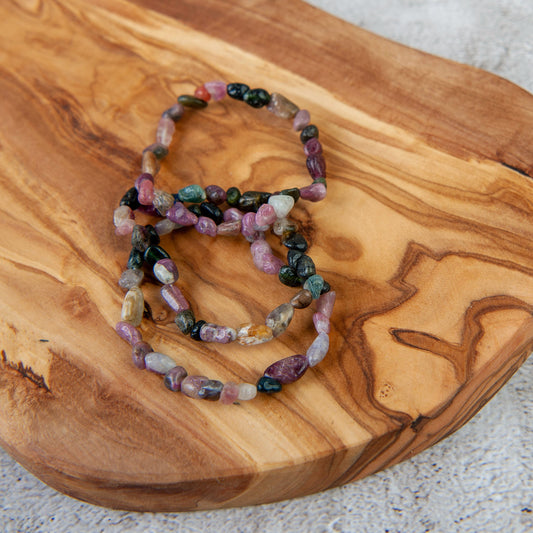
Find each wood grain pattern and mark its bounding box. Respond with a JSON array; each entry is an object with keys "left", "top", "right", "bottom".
[{"left": 0, "top": 0, "right": 532, "bottom": 511}]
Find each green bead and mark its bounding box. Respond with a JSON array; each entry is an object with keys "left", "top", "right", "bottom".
[
  {"left": 238, "top": 191, "right": 271, "bottom": 212},
  {"left": 177, "top": 184, "right": 206, "bottom": 203},
  {"left": 243, "top": 88, "right": 271, "bottom": 108},
  {"left": 280, "top": 187, "right": 300, "bottom": 202},
  {"left": 188, "top": 204, "right": 202, "bottom": 217},
  {"left": 303, "top": 274, "right": 324, "bottom": 299},
  {"left": 313, "top": 177, "right": 327, "bottom": 186},
  {"left": 175, "top": 309, "right": 196, "bottom": 335},
  {"left": 127, "top": 248, "right": 144, "bottom": 270},
  {"left": 177, "top": 94, "right": 208, "bottom": 109},
  {"left": 278, "top": 265, "right": 302, "bottom": 287},
  {"left": 282, "top": 232, "right": 308, "bottom": 252},
  {"left": 144, "top": 245, "right": 170, "bottom": 267},
  {"left": 226, "top": 187, "right": 241, "bottom": 207},
  {"left": 300, "top": 124, "right": 319, "bottom": 144},
  {"left": 296, "top": 255, "right": 316, "bottom": 280},
  {"left": 257, "top": 376, "right": 282, "bottom": 393}
]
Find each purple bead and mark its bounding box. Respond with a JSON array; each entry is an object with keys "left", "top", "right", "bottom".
[
  {"left": 156, "top": 117, "right": 175, "bottom": 147},
  {"left": 161, "top": 284, "right": 189, "bottom": 312},
  {"left": 251, "top": 239, "right": 271, "bottom": 271},
  {"left": 154, "top": 258, "right": 179, "bottom": 284},
  {"left": 155, "top": 218, "right": 182, "bottom": 235},
  {"left": 115, "top": 321, "right": 142, "bottom": 346},
  {"left": 317, "top": 290, "right": 336, "bottom": 318},
  {"left": 162, "top": 103, "right": 184, "bottom": 121},
  {"left": 223, "top": 208, "right": 244, "bottom": 222},
  {"left": 164, "top": 366, "right": 188, "bottom": 391},
  {"left": 241, "top": 212, "right": 262, "bottom": 242},
  {"left": 136, "top": 204, "right": 159, "bottom": 216},
  {"left": 200, "top": 323, "right": 236, "bottom": 343},
  {"left": 304, "top": 137, "right": 323, "bottom": 156},
  {"left": 255, "top": 204, "right": 277, "bottom": 227},
  {"left": 134, "top": 172, "right": 153, "bottom": 191},
  {"left": 145, "top": 352, "right": 177, "bottom": 374},
  {"left": 132, "top": 341, "right": 152, "bottom": 369},
  {"left": 217, "top": 220, "right": 241, "bottom": 236},
  {"left": 204, "top": 80, "right": 227, "bottom": 101},
  {"left": 313, "top": 311, "right": 330, "bottom": 334},
  {"left": 195, "top": 216, "right": 217, "bottom": 237},
  {"left": 293, "top": 109, "right": 310, "bottom": 131},
  {"left": 264, "top": 354, "right": 309, "bottom": 384},
  {"left": 306, "top": 154, "right": 326, "bottom": 179},
  {"left": 166, "top": 202, "right": 198, "bottom": 225},
  {"left": 205, "top": 184, "right": 227, "bottom": 205},
  {"left": 181, "top": 375, "right": 210, "bottom": 399},
  {"left": 138, "top": 179, "right": 155, "bottom": 205},
  {"left": 306, "top": 333, "right": 329, "bottom": 367},
  {"left": 299, "top": 182, "right": 326, "bottom": 202},
  {"left": 262, "top": 253, "right": 284, "bottom": 274}
]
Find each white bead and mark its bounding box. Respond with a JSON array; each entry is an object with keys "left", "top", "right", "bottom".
[
  {"left": 306, "top": 333, "right": 329, "bottom": 367},
  {"left": 145, "top": 352, "right": 177, "bottom": 374},
  {"left": 268, "top": 194, "right": 294, "bottom": 219},
  {"left": 113, "top": 205, "right": 132, "bottom": 227},
  {"left": 121, "top": 287, "right": 144, "bottom": 326},
  {"left": 237, "top": 383, "right": 257, "bottom": 401}
]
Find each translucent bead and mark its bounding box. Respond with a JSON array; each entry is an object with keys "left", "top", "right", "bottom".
[
  {"left": 142, "top": 150, "right": 160, "bottom": 175},
  {"left": 266, "top": 92, "right": 299, "bottom": 119},
  {"left": 317, "top": 290, "right": 336, "bottom": 318},
  {"left": 138, "top": 179, "right": 154, "bottom": 205},
  {"left": 237, "top": 383, "right": 257, "bottom": 401},
  {"left": 304, "top": 137, "right": 322, "bottom": 156},
  {"left": 161, "top": 284, "right": 189, "bottom": 313},
  {"left": 135, "top": 172, "right": 153, "bottom": 191},
  {"left": 217, "top": 220, "right": 241, "bottom": 236},
  {"left": 306, "top": 332, "right": 329, "bottom": 367},
  {"left": 162, "top": 103, "right": 184, "bottom": 122},
  {"left": 251, "top": 238, "right": 272, "bottom": 268},
  {"left": 223, "top": 207, "right": 244, "bottom": 222},
  {"left": 268, "top": 194, "right": 295, "bottom": 219},
  {"left": 177, "top": 184, "right": 206, "bottom": 203},
  {"left": 154, "top": 258, "right": 179, "bottom": 284},
  {"left": 194, "top": 85, "right": 211, "bottom": 102},
  {"left": 306, "top": 154, "right": 326, "bottom": 179},
  {"left": 265, "top": 303, "right": 294, "bottom": 337},
  {"left": 153, "top": 189, "right": 175, "bottom": 216},
  {"left": 166, "top": 202, "right": 198, "bottom": 226},
  {"left": 181, "top": 375, "right": 210, "bottom": 399},
  {"left": 272, "top": 217, "right": 298, "bottom": 236},
  {"left": 145, "top": 352, "right": 177, "bottom": 374},
  {"left": 155, "top": 218, "right": 182, "bottom": 235},
  {"left": 299, "top": 182, "right": 326, "bottom": 202},
  {"left": 293, "top": 109, "right": 310, "bottom": 131},
  {"left": 118, "top": 268, "right": 144, "bottom": 290},
  {"left": 237, "top": 324, "right": 273, "bottom": 345},
  {"left": 205, "top": 184, "right": 227, "bottom": 205},
  {"left": 195, "top": 216, "right": 217, "bottom": 237},
  {"left": 113, "top": 205, "right": 133, "bottom": 227},
  {"left": 255, "top": 203, "right": 277, "bottom": 227},
  {"left": 132, "top": 341, "right": 152, "bottom": 369},
  {"left": 144, "top": 143, "right": 168, "bottom": 160},
  {"left": 290, "top": 289, "right": 313, "bottom": 309},
  {"left": 241, "top": 212, "right": 262, "bottom": 242},
  {"left": 303, "top": 274, "right": 324, "bottom": 299},
  {"left": 121, "top": 287, "right": 144, "bottom": 326},
  {"left": 313, "top": 311, "right": 330, "bottom": 334},
  {"left": 115, "top": 219, "right": 136, "bottom": 236},
  {"left": 115, "top": 321, "right": 142, "bottom": 345},
  {"left": 204, "top": 80, "right": 227, "bottom": 101},
  {"left": 199, "top": 323, "right": 237, "bottom": 344},
  {"left": 164, "top": 366, "right": 188, "bottom": 391},
  {"left": 220, "top": 382, "right": 239, "bottom": 404},
  {"left": 264, "top": 354, "right": 308, "bottom": 384},
  {"left": 131, "top": 224, "right": 159, "bottom": 252},
  {"left": 156, "top": 117, "right": 175, "bottom": 147}
]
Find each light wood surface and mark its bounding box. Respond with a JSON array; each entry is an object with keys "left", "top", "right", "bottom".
[{"left": 0, "top": 0, "right": 532, "bottom": 511}]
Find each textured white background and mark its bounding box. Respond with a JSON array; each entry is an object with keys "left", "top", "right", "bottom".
[{"left": 1, "top": 1, "right": 532, "bottom": 532}]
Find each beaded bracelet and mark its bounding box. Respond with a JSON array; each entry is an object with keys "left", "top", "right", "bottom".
[{"left": 113, "top": 81, "right": 335, "bottom": 403}]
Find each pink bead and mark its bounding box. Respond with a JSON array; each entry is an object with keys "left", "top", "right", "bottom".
[
  {"left": 204, "top": 80, "right": 227, "bottom": 101},
  {"left": 223, "top": 207, "right": 244, "bottom": 222},
  {"left": 195, "top": 216, "right": 217, "bottom": 237},
  {"left": 217, "top": 220, "right": 241, "bottom": 236},
  {"left": 135, "top": 172, "right": 153, "bottom": 191},
  {"left": 113, "top": 205, "right": 133, "bottom": 227},
  {"left": 299, "top": 182, "right": 326, "bottom": 202},
  {"left": 115, "top": 218, "right": 136, "bottom": 236},
  {"left": 161, "top": 284, "right": 189, "bottom": 312},
  {"left": 138, "top": 179, "right": 155, "bottom": 205},
  {"left": 313, "top": 312, "right": 330, "bottom": 334},
  {"left": 115, "top": 321, "right": 142, "bottom": 345},
  {"left": 293, "top": 109, "right": 310, "bottom": 131},
  {"left": 205, "top": 184, "right": 227, "bottom": 205},
  {"left": 241, "top": 212, "right": 262, "bottom": 242},
  {"left": 304, "top": 137, "right": 323, "bottom": 156},
  {"left": 255, "top": 204, "right": 277, "bottom": 227},
  {"left": 167, "top": 202, "right": 198, "bottom": 225},
  {"left": 220, "top": 382, "right": 240, "bottom": 404},
  {"left": 132, "top": 341, "right": 152, "bottom": 369},
  {"left": 317, "top": 290, "right": 336, "bottom": 318},
  {"left": 156, "top": 117, "right": 175, "bottom": 147},
  {"left": 262, "top": 253, "right": 284, "bottom": 275}
]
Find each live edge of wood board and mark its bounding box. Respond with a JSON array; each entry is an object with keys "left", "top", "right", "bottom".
[{"left": 0, "top": 0, "right": 532, "bottom": 512}]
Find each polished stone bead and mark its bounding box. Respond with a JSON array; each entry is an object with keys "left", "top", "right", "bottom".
[
  {"left": 287, "top": 249, "right": 304, "bottom": 269},
  {"left": 120, "top": 187, "right": 140, "bottom": 210},
  {"left": 293, "top": 109, "right": 310, "bottom": 131},
  {"left": 177, "top": 184, "right": 206, "bottom": 203},
  {"left": 257, "top": 376, "right": 282, "bottom": 393},
  {"left": 220, "top": 382, "right": 240, "bottom": 404},
  {"left": 162, "top": 102, "right": 184, "bottom": 122},
  {"left": 317, "top": 290, "right": 336, "bottom": 318},
  {"left": 181, "top": 375, "right": 210, "bottom": 399},
  {"left": 175, "top": 309, "right": 195, "bottom": 335},
  {"left": 154, "top": 218, "right": 182, "bottom": 235},
  {"left": 137, "top": 179, "right": 154, "bottom": 206},
  {"left": 190, "top": 320, "right": 207, "bottom": 341},
  {"left": 224, "top": 208, "right": 243, "bottom": 223},
  {"left": 153, "top": 189, "right": 175, "bottom": 216},
  {"left": 142, "top": 149, "right": 160, "bottom": 175},
  {"left": 226, "top": 186, "right": 241, "bottom": 206},
  {"left": 204, "top": 80, "right": 226, "bottom": 101},
  {"left": 243, "top": 88, "right": 270, "bottom": 108},
  {"left": 306, "top": 332, "right": 329, "bottom": 367},
  {"left": 304, "top": 137, "right": 322, "bottom": 156},
  {"left": 321, "top": 280, "right": 331, "bottom": 294},
  {"left": 177, "top": 94, "right": 208, "bottom": 108},
  {"left": 237, "top": 383, "right": 257, "bottom": 401},
  {"left": 282, "top": 232, "right": 308, "bottom": 252},
  {"left": 266, "top": 92, "right": 299, "bottom": 119},
  {"left": 264, "top": 354, "right": 308, "bottom": 384},
  {"left": 296, "top": 254, "right": 316, "bottom": 280},
  {"left": 272, "top": 217, "right": 298, "bottom": 236},
  {"left": 313, "top": 311, "right": 330, "bottom": 334},
  {"left": 113, "top": 205, "right": 133, "bottom": 227},
  {"left": 164, "top": 366, "right": 188, "bottom": 391},
  {"left": 251, "top": 238, "right": 272, "bottom": 270},
  {"left": 200, "top": 201, "right": 224, "bottom": 224},
  {"left": 199, "top": 323, "right": 237, "bottom": 344},
  {"left": 300, "top": 124, "right": 319, "bottom": 144},
  {"left": 265, "top": 303, "right": 294, "bottom": 337},
  {"left": 188, "top": 204, "right": 202, "bottom": 218},
  {"left": 131, "top": 224, "right": 159, "bottom": 252},
  {"left": 262, "top": 253, "right": 284, "bottom": 275},
  {"left": 300, "top": 182, "right": 327, "bottom": 202},
  {"left": 198, "top": 379, "right": 224, "bottom": 401},
  {"left": 161, "top": 283, "right": 189, "bottom": 313},
  {"left": 143, "top": 143, "right": 168, "bottom": 160},
  {"left": 115, "top": 219, "right": 136, "bottom": 236},
  {"left": 205, "top": 185, "right": 227, "bottom": 205},
  {"left": 306, "top": 153, "right": 326, "bottom": 179},
  {"left": 115, "top": 321, "right": 142, "bottom": 345},
  {"left": 135, "top": 172, "right": 153, "bottom": 190},
  {"left": 118, "top": 268, "right": 144, "bottom": 290},
  {"left": 226, "top": 83, "right": 250, "bottom": 100},
  {"left": 145, "top": 352, "right": 177, "bottom": 374},
  {"left": 217, "top": 220, "right": 241, "bottom": 236},
  {"left": 144, "top": 245, "right": 170, "bottom": 267},
  {"left": 156, "top": 117, "right": 175, "bottom": 147},
  {"left": 280, "top": 187, "right": 300, "bottom": 202},
  {"left": 278, "top": 265, "right": 302, "bottom": 287},
  {"left": 241, "top": 212, "right": 262, "bottom": 242},
  {"left": 304, "top": 274, "right": 324, "bottom": 299},
  {"left": 237, "top": 324, "right": 274, "bottom": 345},
  {"left": 154, "top": 258, "right": 179, "bottom": 284},
  {"left": 255, "top": 203, "right": 277, "bottom": 227},
  {"left": 127, "top": 248, "right": 144, "bottom": 270},
  {"left": 195, "top": 216, "right": 217, "bottom": 237},
  {"left": 137, "top": 204, "right": 159, "bottom": 217},
  {"left": 290, "top": 288, "right": 313, "bottom": 309},
  {"left": 121, "top": 287, "right": 144, "bottom": 326},
  {"left": 238, "top": 191, "right": 271, "bottom": 212},
  {"left": 268, "top": 194, "right": 294, "bottom": 219},
  {"left": 166, "top": 202, "right": 198, "bottom": 225},
  {"left": 132, "top": 341, "right": 152, "bottom": 369},
  {"left": 194, "top": 85, "right": 211, "bottom": 102}
]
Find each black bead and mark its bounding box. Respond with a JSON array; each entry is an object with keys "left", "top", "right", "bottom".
[
  {"left": 143, "top": 245, "right": 170, "bottom": 267},
  {"left": 175, "top": 309, "right": 196, "bottom": 335},
  {"left": 198, "top": 380, "right": 224, "bottom": 401},
  {"left": 280, "top": 187, "right": 300, "bottom": 202},
  {"left": 243, "top": 88, "right": 271, "bottom": 108},
  {"left": 287, "top": 249, "right": 304, "bottom": 269},
  {"left": 300, "top": 124, "right": 319, "bottom": 144},
  {"left": 226, "top": 186, "right": 241, "bottom": 207},
  {"left": 177, "top": 94, "right": 208, "bottom": 109},
  {"left": 278, "top": 265, "right": 302, "bottom": 287},
  {"left": 120, "top": 187, "right": 140, "bottom": 210},
  {"left": 238, "top": 191, "right": 272, "bottom": 212},
  {"left": 190, "top": 320, "right": 207, "bottom": 341},
  {"left": 145, "top": 224, "right": 160, "bottom": 246},
  {"left": 188, "top": 204, "right": 202, "bottom": 217},
  {"left": 282, "top": 232, "right": 308, "bottom": 252},
  {"left": 296, "top": 255, "right": 316, "bottom": 280},
  {"left": 226, "top": 83, "right": 250, "bottom": 100},
  {"left": 200, "top": 201, "right": 224, "bottom": 225},
  {"left": 257, "top": 376, "right": 282, "bottom": 393},
  {"left": 321, "top": 280, "right": 331, "bottom": 294},
  {"left": 127, "top": 248, "right": 144, "bottom": 270},
  {"left": 131, "top": 225, "right": 151, "bottom": 252}
]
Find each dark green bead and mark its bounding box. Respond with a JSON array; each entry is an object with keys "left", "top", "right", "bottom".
[
  {"left": 127, "top": 248, "right": 144, "bottom": 270},
  {"left": 282, "top": 232, "right": 308, "bottom": 252},
  {"left": 321, "top": 280, "right": 331, "bottom": 294},
  {"left": 300, "top": 124, "right": 319, "bottom": 144},
  {"left": 280, "top": 187, "right": 300, "bottom": 202},
  {"left": 177, "top": 94, "right": 208, "bottom": 109},
  {"left": 144, "top": 245, "right": 170, "bottom": 267},
  {"left": 200, "top": 201, "right": 224, "bottom": 225},
  {"left": 243, "top": 88, "right": 271, "bottom": 108},
  {"left": 198, "top": 379, "right": 224, "bottom": 401},
  {"left": 190, "top": 320, "right": 207, "bottom": 341},
  {"left": 131, "top": 225, "right": 151, "bottom": 252},
  {"left": 143, "top": 143, "right": 168, "bottom": 160},
  {"left": 177, "top": 184, "right": 206, "bottom": 203},
  {"left": 313, "top": 177, "right": 327, "bottom": 187},
  {"left": 146, "top": 224, "right": 159, "bottom": 245},
  {"left": 238, "top": 191, "right": 271, "bottom": 213},
  {"left": 188, "top": 204, "right": 202, "bottom": 217},
  {"left": 278, "top": 265, "right": 302, "bottom": 287},
  {"left": 226, "top": 83, "right": 250, "bottom": 100},
  {"left": 296, "top": 255, "right": 316, "bottom": 280},
  {"left": 257, "top": 376, "right": 282, "bottom": 394},
  {"left": 287, "top": 249, "right": 304, "bottom": 269},
  {"left": 175, "top": 309, "right": 196, "bottom": 335},
  {"left": 226, "top": 187, "right": 241, "bottom": 207},
  {"left": 120, "top": 187, "right": 140, "bottom": 210}
]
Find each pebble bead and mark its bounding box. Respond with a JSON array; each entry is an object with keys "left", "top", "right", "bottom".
[
  {"left": 293, "top": 109, "right": 310, "bottom": 131},
  {"left": 237, "top": 324, "right": 274, "bottom": 345},
  {"left": 317, "top": 290, "right": 336, "bottom": 318},
  {"left": 220, "top": 382, "right": 240, "bottom": 405},
  {"left": 300, "top": 124, "right": 319, "bottom": 144},
  {"left": 161, "top": 284, "right": 189, "bottom": 313},
  {"left": 177, "top": 184, "right": 206, "bottom": 203},
  {"left": 299, "top": 182, "right": 327, "bottom": 202},
  {"left": 188, "top": 204, "right": 202, "bottom": 218},
  {"left": 268, "top": 194, "right": 294, "bottom": 219},
  {"left": 217, "top": 220, "right": 241, "bottom": 236},
  {"left": 137, "top": 178, "right": 155, "bottom": 205},
  {"left": 177, "top": 94, "right": 208, "bottom": 109},
  {"left": 295, "top": 255, "right": 316, "bottom": 280},
  {"left": 266, "top": 92, "right": 299, "bottom": 119},
  {"left": 313, "top": 311, "right": 330, "bottom": 334},
  {"left": 255, "top": 203, "right": 277, "bottom": 227},
  {"left": 199, "top": 202, "right": 224, "bottom": 224},
  {"left": 181, "top": 375, "right": 210, "bottom": 399},
  {"left": 175, "top": 309, "right": 196, "bottom": 335},
  {"left": 226, "top": 83, "right": 250, "bottom": 100},
  {"left": 281, "top": 187, "right": 301, "bottom": 202},
  {"left": 144, "top": 143, "right": 169, "bottom": 160},
  {"left": 223, "top": 207, "right": 244, "bottom": 222},
  {"left": 121, "top": 287, "right": 144, "bottom": 326},
  {"left": 226, "top": 186, "right": 241, "bottom": 206},
  {"left": 198, "top": 379, "right": 224, "bottom": 401},
  {"left": 142, "top": 150, "right": 160, "bottom": 175},
  {"left": 115, "top": 321, "right": 142, "bottom": 345},
  {"left": 204, "top": 80, "right": 227, "bottom": 101},
  {"left": 306, "top": 153, "right": 326, "bottom": 180},
  {"left": 304, "top": 137, "right": 322, "bottom": 156},
  {"left": 243, "top": 88, "right": 271, "bottom": 108},
  {"left": 118, "top": 268, "right": 144, "bottom": 290},
  {"left": 162, "top": 103, "right": 184, "bottom": 122},
  {"left": 278, "top": 265, "right": 302, "bottom": 287},
  {"left": 113, "top": 205, "right": 133, "bottom": 227},
  {"left": 195, "top": 216, "right": 217, "bottom": 237},
  {"left": 199, "top": 323, "right": 237, "bottom": 344},
  {"left": 153, "top": 189, "right": 175, "bottom": 216},
  {"left": 290, "top": 288, "right": 313, "bottom": 309},
  {"left": 303, "top": 274, "right": 324, "bottom": 299},
  {"left": 306, "top": 332, "right": 329, "bottom": 367},
  {"left": 238, "top": 191, "right": 271, "bottom": 212},
  {"left": 166, "top": 202, "right": 198, "bottom": 226},
  {"left": 237, "top": 383, "right": 257, "bottom": 401},
  {"left": 131, "top": 224, "right": 159, "bottom": 252},
  {"left": 282, "top": 232, "right": 308, "bottom": 252},
  {"left": 241, "top": 212, "right": 262, "bottom": 242},
  {"left": 287, "top": 249, "right": 304, "bottom": 269},
  {"left": 145, "top": 352, "right": 178, "bottom": 374},
  {"left": 156, "top": 117, "right": 175, "bottom": 147},
  {"left": 127, "top": 248, "right": 144, "bottom": 270},
  {"left": 257, "top": 376, "right": 282, "bottom": 393},
  {"left": 264, "top": 354, "right": 308, "bottom": 384},
  {"left": 144, "top": 245, "right": 170, "bottom": 267},
  {"left": 154, "top": 218, "right": 182, "bottom": 235},
  {"left": 262, "top": 253, "right": 284, "bottom": 275},
  {"left": 190, "top": 320, "right": 207, "bottom": 341},
  {"left": 120, "top": 187, "right": 140, "bottom": 210},
  {"left": 132, "top": 341, "right": 152, "bottom": 369},
  {"left": 265, "top": 303, "right": 294, "bottom": 337},
  {"left": 153, "top": 258, "right": 179, "bottom": 284},
  {"left": 164, "top": 366, "right": 188, "bottom": 391},
  {"left": 194, "top": 85, "right": 211, "bottom": 102},
  {"left": 272, "top": 217, "right": 298, "bottom": 236},
  {"left": 205, "top": 185, "right": 227, "bottom": 205}
]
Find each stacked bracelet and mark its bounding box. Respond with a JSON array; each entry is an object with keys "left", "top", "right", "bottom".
[{"left": 113, "top": 81, "right": 335, "bottom": 404}]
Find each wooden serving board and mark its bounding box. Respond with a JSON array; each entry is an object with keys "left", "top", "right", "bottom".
[{"left": 1, "top": 0, "right": 532, "bottom": 512}]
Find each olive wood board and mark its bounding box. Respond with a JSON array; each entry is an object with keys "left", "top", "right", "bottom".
[{"left": 0, "top": 0, "right": 532, "bottom": 512}]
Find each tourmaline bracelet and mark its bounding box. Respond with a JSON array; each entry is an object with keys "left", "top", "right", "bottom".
[{"left": 113, "top": 81, "right": 335, "bottom": 403}]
